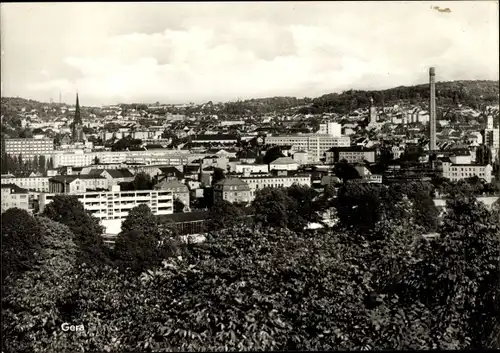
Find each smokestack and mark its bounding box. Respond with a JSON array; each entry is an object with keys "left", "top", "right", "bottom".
[{"left": 429, "top": 67, "right": 437, "bottom": 151}]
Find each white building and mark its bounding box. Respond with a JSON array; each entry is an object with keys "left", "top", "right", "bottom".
[
  {"left": 2, "top": 137, "right": 54, "bottom": 158},
  {"left": 442, "top": 162, "right": 492, "bottom": 183},
  {"left": 293, "top": 150, "right": 314, "bottom": 165},
  {"left": 318, "top": 122, "right": 341, "bottom": 137},
  {"left": 0, "top": 176, "right": 51, "bottom": 192},
  {"left": 232, "top": 164, "right": 269, "bottom": 174},
  {"left": 51, "top": 150, "right": 201, "bottom": 168},
  {"left": 240, "top": 173, "right": 311, "bottom": 200},
  {"left": 1, "top": 184, "right": 31, "bottom": 213},
  {"left": 266, "top": 134, "right": 350, "bottom": 161},
  {"left": 39, "top": 185, "right": 173, "bottom": 220},
  {"left": 269, "top": 157, "right": 299, "bottom": 171},
  {"left": 484, "top": 116, "right": 499, "bottom": 161}
]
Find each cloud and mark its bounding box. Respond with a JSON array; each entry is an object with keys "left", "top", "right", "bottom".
[{"left": 2, "top": 1, "right": 498, "bottom": 105}]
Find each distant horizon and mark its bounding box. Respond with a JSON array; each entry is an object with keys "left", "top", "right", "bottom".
[
  {"left": 1, "top": 2, "right": 498, "bottom": 106},
  {"left": 2, "top": 77, "right": 499, "bottom": 108}
]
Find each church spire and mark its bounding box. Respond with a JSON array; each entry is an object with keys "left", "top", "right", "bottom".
[{"left": 74, "top": 92, "right": 82, "bottom": 125}]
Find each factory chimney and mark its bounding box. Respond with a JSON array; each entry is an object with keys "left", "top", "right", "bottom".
[{"left": 429, "top": 67, "right": 437, "bottom": 151}]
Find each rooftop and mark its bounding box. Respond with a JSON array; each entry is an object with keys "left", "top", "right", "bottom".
[{"left": 1, "top": 183, "right": 29, "bottom": 194}]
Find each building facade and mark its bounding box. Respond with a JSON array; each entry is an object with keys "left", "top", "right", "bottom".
[
  {"left": 2, "top": 137, "right": 54, "bottom": 159},
  {"left": 0, "top": 176, "right": 50, "bottom": 192},
  {"left": 154, "top": 179, "right": 190, "bottom": 209},
  {"left": 269, "top": 157, "right": 299, "bottom": 171},
  {"left": 1, "top": 184, "right": 31, "bottom": 213},
  {"left": 240, "top": 173, "right": 311, "bottom": 200},
  {"left": 325, "top": 147, "right": 377, "bottom": 164},
  {"left": 232, "top": 163, "right": 269, "bottom": 174},
  {"left": 442, "top": 162, "right": 492, "bottom": 183},
  {"left": 318, "top": 122, "right": 342, "bottom": 136},
  {"left": 39, "top": 186, "right": 173, "bottom": 220},
  {"left": 51, "top": 150, "right": 202, "bottom": 168},
  {"left": 265, "top": 135, "right": 350, "bottom": 162},
  {"left": 49, "top": 175, "right": 108, "bottom": 193},
  {"left": 213, "top": 178, "right": 252, "bottom": 204}
]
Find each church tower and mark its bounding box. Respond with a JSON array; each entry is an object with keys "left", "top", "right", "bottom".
[
  {"left": 369, "top": 97, "right": 377, "bottom": 125},
  {"left": 72, "top": 93, "right": 84, "bottom": 143}
]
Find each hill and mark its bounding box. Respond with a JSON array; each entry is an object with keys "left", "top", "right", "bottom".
[{"left": 2, "top": 80, "right": 499, "bottom": 117}]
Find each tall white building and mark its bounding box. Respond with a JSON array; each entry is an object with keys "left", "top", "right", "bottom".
[
  {"left": 318, "top": 122, "right": 341, "bottom": 137},
  {"left": 51, "top": 150, "right": 203, "bottom": 168},
  {"left": 2, "top": 137, "right": 54, "bottom": 159},
  {"left": 484, "top": 115, "right": 499, "bottom": 161},
  {"left": 442, "top": 161, "right": 492, "bottom": 183},
  {"left": 265, "top": 134, "right": 350, "bottom": 162},
  {"left": 39, "top": 185, "right": 173, "bottom": 220}
]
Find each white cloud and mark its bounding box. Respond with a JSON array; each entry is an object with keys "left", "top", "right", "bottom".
[{"left": 2, "top": 1, "right": 498, "bottom": 105}]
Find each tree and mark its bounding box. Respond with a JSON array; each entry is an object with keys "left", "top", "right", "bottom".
[
  {"left": 285, "top": 184, "right": 320, "bottom": 231},
  {"left": 47, "top": 157, "right": 54, "bottom": 170},
  {"left": 405, "top": 196, "right": 500, "bottom": 348},
  {"left": 253, "top": 188, "right": 289, "bottom": 228},
  {"left": 2, "top": 217, "right": 78, "bottom": 353},
  {"left": 132, "top": 172, "right": 152, "bottom": 190},
  {"left": 334, "top": 160, "right": 360, "bottom": 182},
  {"left": 263, "top": 146, "right": 285, "bottom": 164},
  {"left": 121, "top": 204, "right": 159, "bottom": 237},
  {"left": 1, "top": 152, "right": 9, "bottom": 173},
  {"left": 32, "top": 155, "right": 39, "bottom": 173},
  {"left": 212, "top": 167, "right": 225, "bottom": 185},
  {"left": 476, "top": 145, "right": 492, "bottom": 166},
  {"left": 208, "top": 200, "right": 246, "bottom": 231},
  {"left": 114, "top": 205, "right": 179, "bottom": 272},
  {"left": 174, "top": 198, "right": 185, "bottom": 213},
  {"left": 336, "top": 183, "right": 386, "bottom": 232},
  {"left": 38, "top": 155, "right": 46, "bottom": 173},
  {"left": 17, "top": 154, "right": 24, "bottom": 171},
  {"left": 1, "top": 208, "right": 42, "bottom": 285},
  {"left": 42, "top": 195, "right": 108, "bottom": 266}
]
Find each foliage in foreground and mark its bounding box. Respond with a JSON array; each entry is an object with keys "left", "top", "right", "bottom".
[{"left": 2, "top": 194, "right": 499, "bottom": 352}]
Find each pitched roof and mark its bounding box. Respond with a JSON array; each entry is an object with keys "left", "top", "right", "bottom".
[
  {"left": 106, "top": 169, "right": 134, "bottom": 178},
  {"left": 237, "top": 150, "right": 258, "bottom": 159},
  {"left": 214, "top": 177, "right": 250, "bottom": 189},
  {"left": 1, "top": 183, "right": 29, "bottom": 194},
  {"left": 154, "top": 179, "right": 188, "bottom": 190},
  {"left": 50, "top": 175, "right": 105, "bottom": 183},
  {"left": 158, "top": 166, "right": 184, "bottom": 179},
  {"left": 270, "top": 156, "right": 298, "bottom": 165}
]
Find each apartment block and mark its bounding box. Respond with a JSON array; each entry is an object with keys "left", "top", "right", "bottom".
[
  {"left": 213, "top": 178, "right": 252, "bottom": 204},
  {"left": 51, "top": 150, "right": 203, "bottom": 168},
  {"left": 442, "top": 162, "right": 492, "bottom": 183},
  {"left": 265, "top": 134, "right": 350, "bottom": 161},
  {"left": 2, "top": 137, "right": 54, "bottom": 158},
  {"left": 39, "top": 186, "right": 173, "bottom": 220},
  {"left": 231, "top": 163, "right": 269, "bottom": 174},
  {"left": 1, "top": 184, "right": 31, "bottom": 213},
  {"left": 154, "top": 179, "right": 190, "bottom": 209},
  {"left": 0, "top": 176, "right": 51, "bottom": 192},
  {"left": 49, "top": 175, "right": 109, "bottom": 193},
  {"left": 240, "top": 173, "right": 311, "bottom": 200},
  {"left": 325, "top": 146, "right": 377, "bottom": 164}
]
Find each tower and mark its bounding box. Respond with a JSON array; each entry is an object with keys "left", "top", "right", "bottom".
[
  {"left": 72, "top": 93, "right": 84, "bottom": 143},
  {"left": 369, "top": 97, "right": 377, "bottom": 125},
  {"left": 487, "top": 115, "right": 493, "bottom": 130},
  {"left": 429, "top": 67, "right": 437, "bottom": 151},
  {"left": 484, "top": 115, "right": 499, "bottom": 162}
]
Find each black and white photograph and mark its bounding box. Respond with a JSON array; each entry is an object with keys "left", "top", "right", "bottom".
[{"left": 1, "top": 1, "right": 499, "bottom": 351}]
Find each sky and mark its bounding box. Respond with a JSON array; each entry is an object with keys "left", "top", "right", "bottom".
[{"left": 1, "top": 1, "right": 498, "bottom": 106}]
